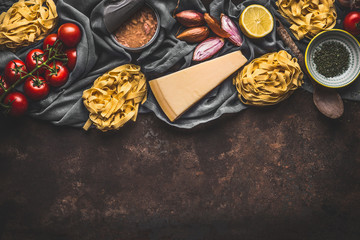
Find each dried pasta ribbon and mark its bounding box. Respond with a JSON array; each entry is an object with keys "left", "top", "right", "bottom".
[
  {"left": 233, "top": 50, "right": 303, "bottom": 106},
  {"left": 0, "top": 0, "right": 57, "bottom": 51},
  {"left": 82, "top": 64, "right": 147, "bottom": 132},
  {"left": 276, "top": 0, "right": 336, "bottom": 40}
]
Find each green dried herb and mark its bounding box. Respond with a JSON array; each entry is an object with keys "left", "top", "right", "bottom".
[{"left": 313, "top": 41, "right": 350, "bottom": 78}]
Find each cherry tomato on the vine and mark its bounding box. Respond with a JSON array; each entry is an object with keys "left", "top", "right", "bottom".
[
  {"left": 58, "top": 23, "right": 81, "bottom": 48},
  {"left": 45, "top": 61, "right": 69, "bottom": 87},
  {"left": 0, "top": 75, "right": 9, "bottom": 96},
  {"left": 23, "top": 76, "right": 50, "bottom": 101},
  {"left": 3, "top": 92, "right": 28, "bottom": 117},
  {"left": 4, "top": 60, "right": 27, "bottom": 85},
  {"left": 25, "top": 49, "right": 47, "bottom": 74},
  {"left": 65, "top": 48, "right": 77, "bottom": 71},
  {"left": 43, "top": 33, "right": 61, "bottom": 50}
]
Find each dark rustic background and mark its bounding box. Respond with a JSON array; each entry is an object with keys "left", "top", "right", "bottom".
[{"left": 1, "top": 0, "right": 360, "bottom": 239}]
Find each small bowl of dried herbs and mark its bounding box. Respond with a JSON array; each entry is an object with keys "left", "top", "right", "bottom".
[{"left": 305, "top": 29, "right": 360, "bottom": 88}]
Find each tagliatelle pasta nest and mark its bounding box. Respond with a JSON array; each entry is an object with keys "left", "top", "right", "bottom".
[
  {"left": 82, "top": 64, "right": 147, "bottom": 132},
  {"left": 276, "top": 0, "right": 336, "bottom": 40},
  {"left": 0, "top": 0, "right": 58, "bottom": 51},
  {"left": 233, "top": 50, "right": 303, "bottom": 106}
]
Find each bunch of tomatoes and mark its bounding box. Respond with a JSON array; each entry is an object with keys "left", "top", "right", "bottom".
[{"left": 0, "top": 23, "right": 82, "bottom": 117}]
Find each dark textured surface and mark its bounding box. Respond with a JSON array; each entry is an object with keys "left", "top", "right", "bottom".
[
  {"left": 1, "top": 0, "right": 360, "bottom": 239},
  {"left": 1, "top": 90, "right": 360, "bottom": 240}
]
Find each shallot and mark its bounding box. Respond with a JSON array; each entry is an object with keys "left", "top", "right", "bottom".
[
  {"left": 193, "top": 37, "right": 225, "bottom": 62},
  {"left": 221, "top": 14, "right": 243, "bottom": 47}
]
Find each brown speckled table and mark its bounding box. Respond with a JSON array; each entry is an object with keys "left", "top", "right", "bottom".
[{"left": 1, "top": 1, "right": 360, "bottom": 240}]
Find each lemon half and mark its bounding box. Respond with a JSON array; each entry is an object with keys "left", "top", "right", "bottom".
[{"left": 239, "top": 5, "right": 274, "bottom": 39}]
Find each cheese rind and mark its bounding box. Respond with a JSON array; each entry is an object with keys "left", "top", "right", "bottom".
[{"left": 149, "top": 51, "right": 248, "bottom": 122}]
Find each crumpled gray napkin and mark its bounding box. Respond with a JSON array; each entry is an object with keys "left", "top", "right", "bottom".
[
  {"left": 0, "top": 0, "right": 131, "bottom": 127},
  {"left": 0, "top": 0, "right": 359, "bottom": 129},
  {"left": 141, "top": 0, "right": 286, "bottom": 128}
]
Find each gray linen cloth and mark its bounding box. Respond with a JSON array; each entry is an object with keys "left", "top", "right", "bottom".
[{"left": 0, "top": 0, "right": 359, "bottom": 129}]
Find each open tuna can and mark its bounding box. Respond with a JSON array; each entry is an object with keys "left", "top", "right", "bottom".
[{"left": 104, "top": 0, "right": 160, "bottom": 52}]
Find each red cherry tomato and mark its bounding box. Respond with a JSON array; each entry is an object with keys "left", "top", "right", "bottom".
[
  {"left": 4, "top": 60, "right": 27, "bottom": 85},
  {"left": 43, "top": 33, "right": 60, "bottom": 50},
  {"left": 25, "top": 49, "right": 47, "bottom": 74},
  {"left": 23, "top": 76, "right": 50, "bottom": 101},
  {"left": 343, "top": 11, "right": 360, "bottom": 37},
  {"left": 58, "top": 23, "right": 81, "bottom": 48},
  {"left": 45, "top": 61, "right": 69, "bottom": 87},
  {"left": 3, "top": 92, "right": 28, "bottom": 117},
  {"left": 65, "top": 48, "right": 77, "bottom": 71},
  {"left": 0, "top": 75, "right": 9, "bottom": 96}
]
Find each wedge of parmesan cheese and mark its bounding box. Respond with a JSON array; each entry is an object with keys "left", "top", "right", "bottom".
[{"left": 149, "top": 51, "right": 248, "bottom": 122}]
